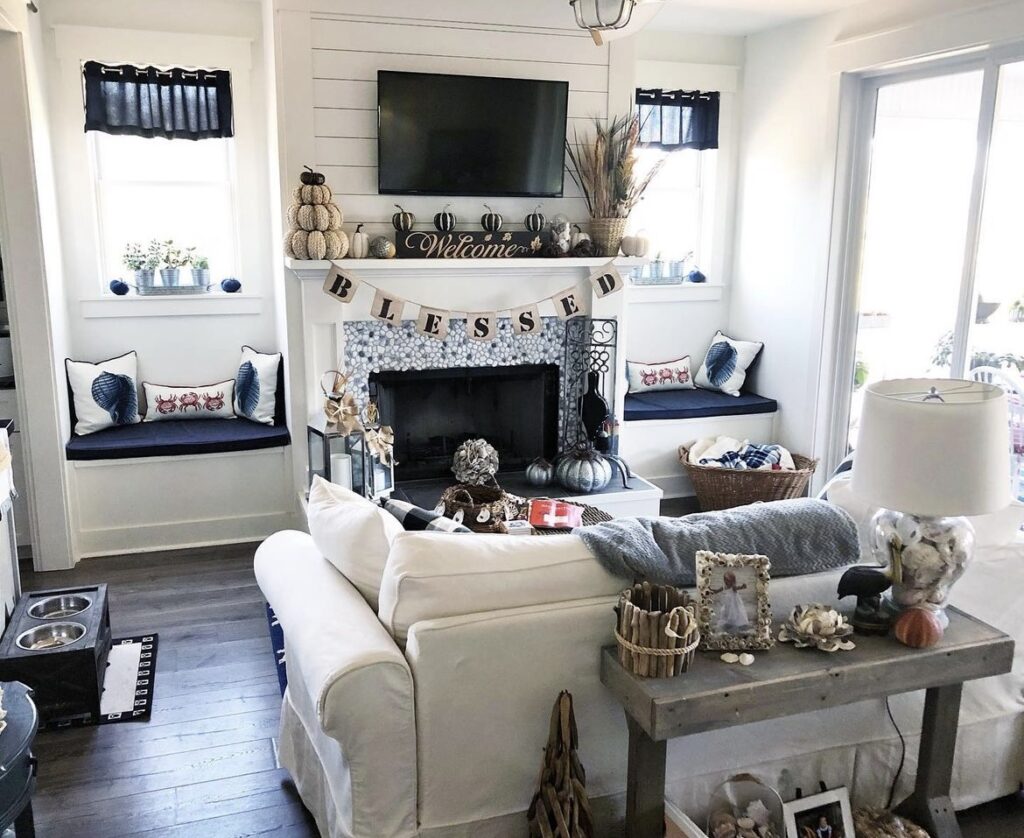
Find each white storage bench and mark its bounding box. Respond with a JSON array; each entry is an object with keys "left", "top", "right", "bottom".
[
  {"left": 617, "top": 389, "right": 779, "bottom": 499},
  {"left": 64, "top": 404, "right": 296, "bottom": 560}
]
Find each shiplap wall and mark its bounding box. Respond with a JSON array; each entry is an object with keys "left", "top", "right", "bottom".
[{"left": 305, "top": 1, "right": 611, "bottom": 239}]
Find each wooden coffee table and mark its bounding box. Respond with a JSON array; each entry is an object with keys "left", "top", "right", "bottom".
[{"left": 600, "top": 607, "right": 1014, "bottom": 838}]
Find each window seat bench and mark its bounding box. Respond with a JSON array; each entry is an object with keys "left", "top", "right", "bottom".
[
  {"left": 623, "top": 389, "right": 778, "bottom": 422},
  {"left": 618, "top": 389, "right": 779, "bottom": 499},
  {"left": 65, "top": 419, "right": 290, "bottom": 461}
]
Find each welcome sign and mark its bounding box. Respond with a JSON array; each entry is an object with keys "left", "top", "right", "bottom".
[{"left": 396, "top": 230, "right": 547, "bottom": 259}]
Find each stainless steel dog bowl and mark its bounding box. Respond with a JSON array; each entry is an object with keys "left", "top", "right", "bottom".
[
  {"left": 28, "top": 594, "right": 92, "bottom": 620},
  {"left": 16, "top": 622, "right": 87, "bottom": 651}
]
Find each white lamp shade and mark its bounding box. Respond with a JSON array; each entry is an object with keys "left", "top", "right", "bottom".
[{"left": 851, "top": 378, "right": 1011, "bottom": 517}]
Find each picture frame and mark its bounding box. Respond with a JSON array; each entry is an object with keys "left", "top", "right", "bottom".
[
  {"left": 696, "top": 551, "right": 774, "bottom": 651},
  {"left": 782, "top": 787, "right": 854, "bottom": 838}
]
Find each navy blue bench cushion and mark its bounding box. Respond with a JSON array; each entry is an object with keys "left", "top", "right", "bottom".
[
  {"left": 623, "top": 388, "right": 778, "bottom": 422},
  {"left": 66, "top": 418, "right": 290, "bottom": 461}
]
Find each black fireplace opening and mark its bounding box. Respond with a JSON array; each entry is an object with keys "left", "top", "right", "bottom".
[{"left": 370, "top": 364, "right": 560, "bottom": 482}]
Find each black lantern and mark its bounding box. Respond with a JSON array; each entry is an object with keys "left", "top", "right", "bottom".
[{"left": 307, "top": 416, "right": 394, "bottom": 500}]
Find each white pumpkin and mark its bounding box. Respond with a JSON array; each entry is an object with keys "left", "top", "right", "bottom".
[
  {"left": 620, "top": 231, "right": 651, "bottom": 258},
  {"left": 326, "top": 203, "right": 343, "bottom": 231},
  {"left": 298, "top": 184, "right": 332, "bottom": 205},
  {"left": 286, "top": 204, "right": 299, "bottom": 228},
  {"left": 323, "top": 229, "right": 349, "bottom": 260},
  {"left": 298, "top": 204, "right": 330, "bottom": 232},
  {"left": 570, "top": 224, "right": 591, "bottom": 249},
  {"left": 350, "top": 224, "right": 370, "bottom": 259}
]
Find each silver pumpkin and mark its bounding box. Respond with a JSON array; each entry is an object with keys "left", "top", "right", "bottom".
[
  {"left": 556, "top": 449, "right": 612, "bottom": 494},
  {"left": 525, "top": 458, "right": 555, "bottom": 487}
]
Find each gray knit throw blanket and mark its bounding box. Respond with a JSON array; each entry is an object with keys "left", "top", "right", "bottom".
[{"left": 576, "top": 498, "right": 859, "bottom": 585}]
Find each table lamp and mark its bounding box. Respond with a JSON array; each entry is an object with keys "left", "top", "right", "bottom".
[{"left": 851, "top": 379, "right": 1010, "bottom": 633}]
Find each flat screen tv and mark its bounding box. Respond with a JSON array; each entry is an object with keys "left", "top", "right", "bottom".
[{"left": 377, "top": 70, "right": 569, "bottom": 197}]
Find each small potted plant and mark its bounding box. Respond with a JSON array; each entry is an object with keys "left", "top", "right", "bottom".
[
  {"left": 1010, "top": 297, "right": 1024, "bottom": 323},
  {"left": 189, "top": 253, "right": 210, "bottom": 286},
  {"left": 158, "top": 240, "right": 188, "bottom": 287},
  {"left": 122, "top": 242, "right": 159, "bottom": 288}
]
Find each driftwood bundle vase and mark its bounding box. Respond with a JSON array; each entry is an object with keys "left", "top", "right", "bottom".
[
  {"left": 615, "top": 583, "right": 699, "bottom": 678},
  {"left": 527, "top": 691, "right": 594, "bottom": 838}
]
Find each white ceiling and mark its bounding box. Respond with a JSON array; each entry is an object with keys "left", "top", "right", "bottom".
[{"left": 647, "top": 0, "right": 865, "bottom": 36}]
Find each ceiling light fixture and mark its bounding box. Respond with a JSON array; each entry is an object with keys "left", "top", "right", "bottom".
[{"left": 569, "top": 0, "right": 663, "bottom": 45}]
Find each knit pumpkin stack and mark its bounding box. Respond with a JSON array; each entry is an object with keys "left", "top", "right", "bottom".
[{"left": 284, "top": 166, "right": 349, "bottom": 260}]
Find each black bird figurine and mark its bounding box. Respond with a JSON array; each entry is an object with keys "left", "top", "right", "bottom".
[{"left": 837, "top": 565, "right": 893, "bottom": 635}]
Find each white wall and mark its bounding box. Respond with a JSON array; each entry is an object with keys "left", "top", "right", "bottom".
[
  {"left": 729, "top": 0, "right": 1024, "bottom": 467},
  {"left": 38, "top": 0, "right": 282, "bottom": 387}
]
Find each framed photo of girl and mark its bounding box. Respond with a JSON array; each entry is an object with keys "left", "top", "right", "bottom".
[
  {"left": 782, "top": 787, "right": 854, "bottom": 838},
  {"left": 696, "top": 551, "right": 774, "bottom": 651}
]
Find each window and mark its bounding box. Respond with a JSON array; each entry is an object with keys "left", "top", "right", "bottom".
[
  {"left": 838, "top": 56, "right": 1024, "bottom": 500},
  {"left": 629, "top": 147, "right": 716, "bottom": 266},
  {"left": 90, "top": 133, "right": 239, "bottom": 285}
]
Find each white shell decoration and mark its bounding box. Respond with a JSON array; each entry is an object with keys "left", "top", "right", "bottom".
[
  {"left": 739, "top": 653, "right": 755, "bottom": 666},
  {"left": 476, "top": 508, "right": 491, "bottom": 523},
  {"left": 720, "top": 653, "right": 740, "bottom": 663},
  {"left": 778, "top": 603, "right": 856, "bottom": 652},
  {"left": 433, "top": 502, "right": 446, "bottom": 515},
  {"left": 452, "top": 509, "right": 465, "bottom": 524}
]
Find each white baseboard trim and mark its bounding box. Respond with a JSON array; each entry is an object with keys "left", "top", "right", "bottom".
[{"left": 75, "top": 510, "right": 298, "bottom": 559}]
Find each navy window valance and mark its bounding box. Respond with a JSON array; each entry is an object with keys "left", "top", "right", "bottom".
[
  {"left": 83, "top": 61, "right": 234, "bottom": 141},
  {"left": 636, "top": 88, "right": 719, "bottom": 151}
]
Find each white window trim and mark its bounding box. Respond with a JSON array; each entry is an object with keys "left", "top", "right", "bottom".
[
  {"left": 51, "top": 25, "right": 265, "bottom": 316},
  {"left": 820, "top": 41, "right": 1024, "bottom": 476}
]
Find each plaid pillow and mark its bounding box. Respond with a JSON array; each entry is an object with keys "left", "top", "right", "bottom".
[{"left": 384, "top": 499, "right": 473, "bottom": 534}]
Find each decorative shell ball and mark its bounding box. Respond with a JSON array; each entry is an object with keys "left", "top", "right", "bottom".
[
  {"left": 284, "top": 166, "right": 349, "bottom": 260},
  {"left": 452, "top": 439, "right": 499, "bottom": 486},
  {"left": 778, "top": 603, "right": 856, "bottom": 652},
  {"left": 369, "top": 236, "right": 396, "bottom": 259}
]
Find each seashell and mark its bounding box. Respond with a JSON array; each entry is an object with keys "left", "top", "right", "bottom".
[
  {"left": 720, "top": 653, "right": 740, "bottom": 663},
  {"left": 894, "top": 606, "right": 944, "bottom": 648},
  {"left": 736, "top": 818, "right": 756, "bottom": 830},
  {"left": 476, "top": 508, "right": 491, "bottom": 523},
  {"left": 739, "top": 653, "right": 755, "bottom": 666},
  {"left": 452, "top": 509, "right": 465, "bottom": 524},
  {"left": 433, "top": 503, "right": 445, "bottom": 515}
]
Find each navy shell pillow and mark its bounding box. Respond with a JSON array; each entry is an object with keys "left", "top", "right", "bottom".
[
  {"left": 695, "top": 331, "right": 763, "bottom": 397},
  {"left": 65, "top": 351, "right": 142, "bottom": 435},
  {"left": 234, "top": 345, "right": 281, "bottom": 425}
]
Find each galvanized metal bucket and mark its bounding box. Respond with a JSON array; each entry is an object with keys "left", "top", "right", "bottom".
[
  {"left": 134, "top": 269, "right": 155, "bottom": 289},
  {"left": 159, "top": 268, "right": 180, "bottom": 287}
]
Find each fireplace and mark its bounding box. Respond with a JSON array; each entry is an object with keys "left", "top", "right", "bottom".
[{"left": 370, "top": 364, "right": 560, "bottom": 482}]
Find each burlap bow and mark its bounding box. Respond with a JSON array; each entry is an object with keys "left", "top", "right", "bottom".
[
  {"left": 365, "top": 425, "right": 396, "bottom": 466},
  {"left": 324, "top": 390, "right": 361, "bottom": 435}
]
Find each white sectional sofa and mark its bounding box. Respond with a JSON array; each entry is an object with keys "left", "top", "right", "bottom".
[{"left": 254, "top": 487, "right": 1024, "bottom": 838}]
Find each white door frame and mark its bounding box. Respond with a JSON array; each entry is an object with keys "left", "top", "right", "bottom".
[
  {"left": 818, "top": 44, "right": 1024, "bottom": 475},
  {"left": 0, "top": 16, "right": 75, "bottom": 570}
]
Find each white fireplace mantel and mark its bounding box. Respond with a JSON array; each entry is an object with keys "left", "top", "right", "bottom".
[{"left": 285, "top": 256, "right": 647, "bottom": 282}]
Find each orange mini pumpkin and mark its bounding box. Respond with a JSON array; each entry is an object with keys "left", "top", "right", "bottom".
[{"left": 894, "top": 607, "right": 944, "bottom": 649}]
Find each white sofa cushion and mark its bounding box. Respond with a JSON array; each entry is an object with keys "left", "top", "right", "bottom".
[
  {"left": 306, "top": 476, "right": 404, "bottom": 609},
  {"left": 378, "top": 531, "right": 622, "bottom": 642}
]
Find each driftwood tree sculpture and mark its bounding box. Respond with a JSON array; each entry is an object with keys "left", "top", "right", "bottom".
[{"left": 527, "top": 690, "right": 594, "bottom": 838}]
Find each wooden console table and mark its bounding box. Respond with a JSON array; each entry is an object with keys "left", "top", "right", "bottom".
[{"left": 600, "top": 607, "right": 1014, "bottom": 838}]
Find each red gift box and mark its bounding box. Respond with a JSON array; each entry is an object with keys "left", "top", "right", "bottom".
[{"left": 528, "top": 499, "right": 583, "bottom": 530}]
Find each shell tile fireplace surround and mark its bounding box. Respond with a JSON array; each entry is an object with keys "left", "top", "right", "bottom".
[{"left": 287, "top": 257, "right": 666, "bottom": 516}]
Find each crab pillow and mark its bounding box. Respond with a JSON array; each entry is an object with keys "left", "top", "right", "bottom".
[
  {"left": 142, "top": 381, "right": 236, "bottom": 422},
  {"left": 626, "top": 356, "right": 695, "bottom": 394}
]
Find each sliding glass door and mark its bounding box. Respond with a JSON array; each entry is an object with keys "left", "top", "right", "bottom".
[{"left": 839, "top": 54, "right": 1024, "bottom": 498}]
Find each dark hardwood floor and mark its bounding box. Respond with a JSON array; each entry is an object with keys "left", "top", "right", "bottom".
[
  {"left": 17, "top": 542, "right": 1024, "bottom": 837},
  {"left": 22, "top": 544, "right": 319, "bottom": 838}
]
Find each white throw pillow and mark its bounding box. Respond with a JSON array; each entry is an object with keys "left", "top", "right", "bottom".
[
  {"left": 234, "top": 345, "right": 280, "bottom": 425},
  {"left": 306, "top": 476, "right": 404, "bottom": 609},
  {"left": 65, "top": 351, "right": 142, "bottom": 435},
  {"left": 142, "top": 380, "right": 236, "bottom": 422},
  {"left": 626, "top": 356, "right": 695, "bottom": 393},
  {"left": 695, "top": 331, "right": 763, "bottom": 397}
]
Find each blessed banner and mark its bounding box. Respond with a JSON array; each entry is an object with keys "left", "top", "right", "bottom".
[{"left": 322, "top": 263, "right": 624, "bottom": 340}]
